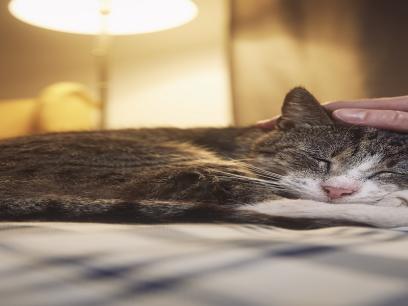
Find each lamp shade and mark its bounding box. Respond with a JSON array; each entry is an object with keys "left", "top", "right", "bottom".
[{"left": 9, "top": 0, "right": 198, "bottom": 35}]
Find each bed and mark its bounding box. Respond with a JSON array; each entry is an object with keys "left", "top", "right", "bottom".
[{"left": 1, "top": 222, "right": 407, "bottom": 306}]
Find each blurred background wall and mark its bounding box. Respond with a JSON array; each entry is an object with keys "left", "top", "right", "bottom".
[
  {"left": 0, "top": 0, "right": 232, "bottom": 129},
  {"left": 1, "top": 0, "right": 408, "bottom": 132},
  {"left": 231, "top": 0, "right": 408, "bottom": 125}
]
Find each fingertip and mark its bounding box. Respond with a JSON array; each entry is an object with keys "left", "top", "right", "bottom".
[
  {"left": 332, "top": 109, "right": 408, "bottom": 132},
  {"left": 323, "top": 101, "right": 347, "bottom": 111},
  {"left": 332, "top": 109, "right": 367, "bottom": 123},
  {"left": 256, "top": 117, "right": 279, "bottom": 129}
]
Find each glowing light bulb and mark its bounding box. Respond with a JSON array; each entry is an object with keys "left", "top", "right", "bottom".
[{"left": 9, "top": 0, "right": 198, "bottom": 35}]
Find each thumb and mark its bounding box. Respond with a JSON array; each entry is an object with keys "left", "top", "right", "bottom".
[{"left": 332, "top": 109, "right": 408, "bottom": 132}]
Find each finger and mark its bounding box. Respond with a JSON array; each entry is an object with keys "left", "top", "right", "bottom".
[
  {"left": 255, "top": 117, "right": 279, "bottom": 129},
  {"left": 325, "top": 95, "right": 408, "bottom": 112},
  {"left": 332, "top": 109, "right": 408, "bottom": 132}
]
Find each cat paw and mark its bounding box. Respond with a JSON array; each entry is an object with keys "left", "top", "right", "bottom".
[
  {"left": 239, "top": 198, "right": 329, "bottom": 215},
  {"left": 377, "top": 191, "right": 408, "bottom": 207}
]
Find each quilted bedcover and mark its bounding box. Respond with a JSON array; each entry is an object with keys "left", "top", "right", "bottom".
[{"left": 0, "top": 222, "right": 407, "bottom": 306}]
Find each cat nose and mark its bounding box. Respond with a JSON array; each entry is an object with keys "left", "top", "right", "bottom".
[{"left": 321, "top": 185, "right": 357, "bottom": 200}]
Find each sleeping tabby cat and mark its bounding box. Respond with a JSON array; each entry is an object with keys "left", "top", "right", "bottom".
[{"left": 1, "top": 87, "right": 407, "bottom": 229}]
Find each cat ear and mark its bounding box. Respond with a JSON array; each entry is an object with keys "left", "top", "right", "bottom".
[{"left": 277, "top": 87, "right": 333, "bottom": 130}]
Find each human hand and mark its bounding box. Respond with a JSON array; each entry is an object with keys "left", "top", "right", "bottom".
[{"left": 256, "top": 95, "right": 408, "bottom": 132}]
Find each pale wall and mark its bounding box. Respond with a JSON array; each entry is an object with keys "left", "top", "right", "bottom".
[
  {"left": 0, "top": 0, "right": 232, "bottom": 129},
  {"left": 109, "top": 0, "right": 232, "bottom": 128},
  {"left": 110, "top": 47, "right": 231, "bottom": 128}
]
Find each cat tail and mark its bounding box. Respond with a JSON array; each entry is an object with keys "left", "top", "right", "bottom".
[{"left": 0, "top": 196, "right": 371, "bottom": 229}]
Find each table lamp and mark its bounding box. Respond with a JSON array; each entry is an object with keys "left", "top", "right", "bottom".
[{"left": 9, "top": 0, "right": 198, "bottom": 128}]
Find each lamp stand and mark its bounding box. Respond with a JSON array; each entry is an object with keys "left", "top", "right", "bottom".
[{"left": 93, "top": 1, "right": 111, "bottom": 129}]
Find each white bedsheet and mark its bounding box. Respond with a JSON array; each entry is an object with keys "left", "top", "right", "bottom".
[{"left": 0, "top": 223, "right": 407, "bottom": 306}]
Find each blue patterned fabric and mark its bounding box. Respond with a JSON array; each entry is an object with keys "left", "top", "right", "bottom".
[{"left": 1, "top": 223, "right": 407, "bottom": 306}]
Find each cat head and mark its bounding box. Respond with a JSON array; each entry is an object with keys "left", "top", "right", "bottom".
[{"left": 253, "top": 87, "right": 408, "bottom": 204}]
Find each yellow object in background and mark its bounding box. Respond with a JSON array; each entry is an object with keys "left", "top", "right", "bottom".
[
  {"left": 0, "top": 82, "right": 99, "bottom": 139},
  {"left": 37, "top": 82, "right": 100, "bottom": 132},
  {"left": 0, "top": 98, "right": 37, "bottom": 139}
]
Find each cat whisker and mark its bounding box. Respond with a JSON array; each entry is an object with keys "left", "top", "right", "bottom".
[
  {"left": 210, "top": 169, "right": 285, "bottom": 191},
  {"left": 215, "top": 176, "right": 280, "bottom": 190},
  {"left": 225, "top": 158, "right": 285, "bottom": 181},
  {"left": 241, "top": 164, "right": 284, "bottom": 180}
]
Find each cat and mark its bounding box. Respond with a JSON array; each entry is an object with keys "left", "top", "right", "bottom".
[{"left": 0, "top": 87, "right": 407, "bottom": 229}]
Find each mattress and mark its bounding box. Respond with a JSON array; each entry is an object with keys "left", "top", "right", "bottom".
[{"left": 1, "top": 222, "right": 407, "bottom": 306}]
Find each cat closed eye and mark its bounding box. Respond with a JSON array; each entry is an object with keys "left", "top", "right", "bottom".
[{"left": 368, "top": 171, "right": 404, "bottom": 179}]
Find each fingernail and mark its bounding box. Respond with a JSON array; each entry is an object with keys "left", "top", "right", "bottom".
[
  {"left": 256, "top": 116, "right": 279, "bottom": 128},
  {"left": 333, "top": 109, "right": 366, "bottom": 123},
  {"left": 256, "top": 119, "right": 273, "bottom": 125}
]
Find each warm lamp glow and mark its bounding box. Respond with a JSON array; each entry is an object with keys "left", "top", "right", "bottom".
[{"left": 9, "top": 0, "right": 198, "bottom": 35}]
